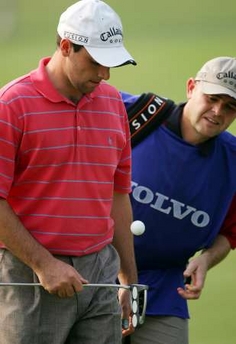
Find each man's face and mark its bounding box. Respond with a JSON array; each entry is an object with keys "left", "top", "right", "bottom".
[
  {"left": 184, "top": 79, "right": 236, "bottom": 142},
  {"left": 60, "top": 40, "right": 110, "bottom": 101}
]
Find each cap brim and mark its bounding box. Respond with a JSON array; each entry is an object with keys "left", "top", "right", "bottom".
[
  {"left": 85, "top": 46, "right": 137, "bottom": 68},
  {"left": 198, "top": 81, "right": 236, "bottom": 100}
]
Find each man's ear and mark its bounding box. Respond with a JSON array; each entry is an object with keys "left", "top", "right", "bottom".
[
  {"left": 60, "top": 39, "right": 72, "bottom": 56},
  {"left": 186, "top": 78, "right": 196, "bottom": 99}
]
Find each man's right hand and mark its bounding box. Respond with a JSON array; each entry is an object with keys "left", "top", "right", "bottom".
[{"left": 36, "top": 256, "right": 89, "bottom": 297}]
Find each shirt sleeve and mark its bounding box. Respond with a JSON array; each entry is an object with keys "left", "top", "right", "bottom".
[
  {"left": 220, "top": 195, "right": 236, "bottom": 249},
  {"left": 113, "top": 94, "right": 132, "bottom": 194},
  {"left": 0, "top": 93, "right": 22, "bottom": 199}
]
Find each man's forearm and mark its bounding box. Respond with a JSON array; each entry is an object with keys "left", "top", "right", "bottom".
[
  {"left": 201, "top": 234, "right": 231, "bottom": 270},
  {"left": 111, "top": 192, "right": 137, "bottom": 285},
  {"left": 0, "top": 198, "right": 52, "bottom": 272}
]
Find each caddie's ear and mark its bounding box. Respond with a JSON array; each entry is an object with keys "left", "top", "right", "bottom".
[
  {"left": 60, "top": 39, "right": 72, "bottom": 56},
  {"left": 186, "top": 78, "right": 196, "bottom": 99}
]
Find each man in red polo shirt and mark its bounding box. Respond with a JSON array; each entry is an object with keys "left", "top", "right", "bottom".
[{"left": 0, "top": 1, "right": 137, "bottom": 343}]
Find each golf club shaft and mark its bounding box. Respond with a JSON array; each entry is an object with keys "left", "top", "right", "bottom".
[
  {"left": 0, "top": 282, "right": 148, "bottom": 290},
  {"left": 0, "top": 282, "right": 129, "bottom": 289}
]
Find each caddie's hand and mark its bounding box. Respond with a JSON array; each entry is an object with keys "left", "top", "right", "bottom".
[
  {"left": 177, "top": 254, "right": 208, "bottom": 300},
  {"left": 36, "top": 256, "right": 89, "bottom": 298},
  {"left": 119, "top": 288, "right": 135, "bottom": 337}
]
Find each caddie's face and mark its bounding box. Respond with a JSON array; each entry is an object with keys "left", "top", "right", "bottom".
[
  {"left": 60, "top": 39, "right": 110, "bottom": 101},
  {"left": 183, "top": 78, "right": 236, "bottom": 143}
]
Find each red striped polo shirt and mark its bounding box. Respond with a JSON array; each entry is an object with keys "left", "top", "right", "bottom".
[{"left": 0, "top": 57, "right": 131, "bottom": 256}]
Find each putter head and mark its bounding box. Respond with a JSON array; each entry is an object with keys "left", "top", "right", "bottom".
[{"left": 129, "top": 284, "right": 148, "bottom": 327}]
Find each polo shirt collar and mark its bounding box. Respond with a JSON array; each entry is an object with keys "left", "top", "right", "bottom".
[{"left": 30, "top": 57, "right": 96, "bottom": 105}]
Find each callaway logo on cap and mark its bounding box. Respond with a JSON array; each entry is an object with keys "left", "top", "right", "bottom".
[
  {"left": 57, "top": 0, "right": 137, "bottom": 67},
  {"left": 195, "top": 56, "right": 236, "bottom": 100}
]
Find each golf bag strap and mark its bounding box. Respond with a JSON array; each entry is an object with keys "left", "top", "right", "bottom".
[{"left": 128, "top": 92, "right": 175, "bottom": 147}]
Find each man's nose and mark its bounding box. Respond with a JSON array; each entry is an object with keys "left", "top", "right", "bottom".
[
  {"left": 98, "top": 66, "right": 110, "bottom": 80},
  {"left": 213, "top": 102, "right": 224, "bottom": 116}
]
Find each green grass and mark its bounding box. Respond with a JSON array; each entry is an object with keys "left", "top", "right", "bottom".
[
  {"left": 1, "top": 1, "right": 236, "bottom": 342},
  {"left": 189, "top": 252, "right": 236, "bottom": 344}
]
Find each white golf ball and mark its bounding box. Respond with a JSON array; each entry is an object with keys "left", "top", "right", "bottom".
[{"left": 130, "top": 220, "right": 145, "bottom": 236}]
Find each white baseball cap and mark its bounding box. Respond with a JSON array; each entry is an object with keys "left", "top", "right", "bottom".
[
  {"left": 57, "top": 0, "right": 137, "bottom": 68},
  {"left": 195, "top": 56, "right": 236, "bottom": 100}
]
